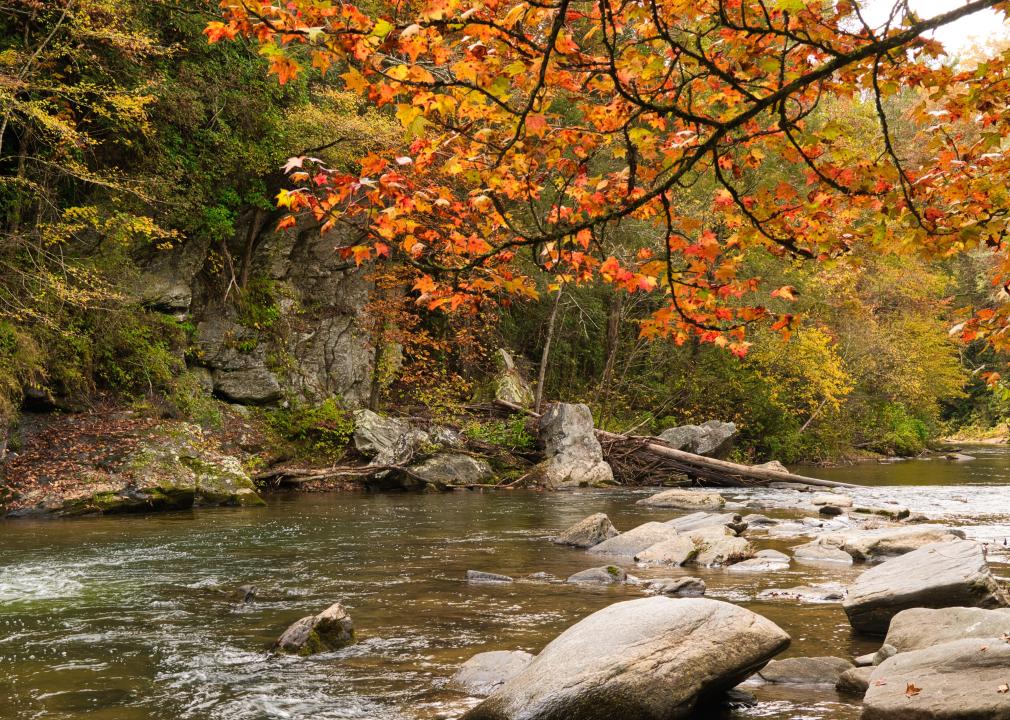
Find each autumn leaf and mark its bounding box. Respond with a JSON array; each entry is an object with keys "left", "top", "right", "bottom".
[{"left": 906, "top": 682, "right": 922, "bottom": 698}]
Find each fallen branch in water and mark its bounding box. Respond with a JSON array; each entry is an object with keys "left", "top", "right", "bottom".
[{"left": 493, "top": 399, "right": 856, "bottom": 490}]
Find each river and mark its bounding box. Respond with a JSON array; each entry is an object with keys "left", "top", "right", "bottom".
[{"left": 3, "top": 445, "right": 1010, "bottom": 720}]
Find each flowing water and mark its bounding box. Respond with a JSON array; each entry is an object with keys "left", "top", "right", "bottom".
[{"left": 4, "top": 445, "right": 1010, "bottom": 720}]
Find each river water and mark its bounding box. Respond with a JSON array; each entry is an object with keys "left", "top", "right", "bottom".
[{"left": 3, "top": 445, "right": 1010, "bottom": 720}]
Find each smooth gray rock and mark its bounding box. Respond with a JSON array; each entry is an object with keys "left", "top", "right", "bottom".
[
  {"left": 854, "top": 653, "right": 875, "bottom": 667},
  {"left": 843, "top": 540, "right": 1009, "bottom": 635},
  {"left": 835, "top": 526, "right": 964, "bottom": 562},
  {"left": 836, "top": 666, "right": 873, "bottom": 695},
  {"left": 274, "top": 602, "right": 354, "bottom": 655},
  {"left": 637, "top": 488, "right": 725, "bottom": 510},
  {"left": 755, "top": 549, "right": 790, "bottom": 562},
  {"left": 534, "top": 403, "right": 613, "bottom": 489},
  {"left": 752, "top": 460, "right": 789, "bottom": 473},
  {"left": 552, "top": 513, "right": 620, "bottom": 548},
  {"left": 812, "top": 492, "right": 853, "bottom": 507},
  {"left": 665, "top": 512, "right": 741, "bottom": 533},
  {"left": 863, "top": 638, "right": 1010, "bottom": 719},
  {"left": 467, "top": 570, "right": 515, "bottom": 584},
  {"left": 691, "top": 534, "right": 753, "bottom": 567},
  {"left": 884, "top": 607, "right": 1010, "bottom": 653},
  {"left": 588, "top": 521, "right": 679, "bottom": 558},
  {"left": 726, "top": 557, "right": 789, "bottom": 573},
  {"left": 792, "top": 539, "right": 854, "bottom": 565},
  {"left": 407, "top": 453, "right": 493, "bottom": 488},
  {"left": 757, "top": 656, "right": 853, "bottom": 685},
  {"left": 657, "top": 421, "right": 738, "bottom": 458},
  {"left": 451, "top": 651, "right": 535, "bottom": 697},
  {"left": 566, "top": 566, "right": 628, "bottom": 586},
  {"left": 647, "top": 577, "right": 707, "bottom": 597},
  {"left": 634, "top": 536, "right": 698, "bottom": 566},
  {"left": 463, "top": 597, "right": 790, "bottom": 720}
]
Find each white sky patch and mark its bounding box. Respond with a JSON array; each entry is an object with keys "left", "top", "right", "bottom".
[{"left": 863, "top": 0, "right": 1010, "bottom": 56}]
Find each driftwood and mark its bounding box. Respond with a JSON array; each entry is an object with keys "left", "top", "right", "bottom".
[{"left": 493, "top": 399, "right": 856, "bottom": 490}]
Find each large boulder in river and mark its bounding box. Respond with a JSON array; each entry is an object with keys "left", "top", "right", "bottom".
[
  {"left": 566, "top": 565, "right": 628, "bottom": 586},
  {"left": 863, "top": 639, "right": 1010, "bottom": 719},
  {"left": 588, "top": 521, "right": 679, "bottom": 558},
  {"left": 353, "top": 409, "right": 409, "bottom": 458},
  {"left": 534, "top": 403, "right": 614, "bottom": 489},
  {"left": 657, "top": 421, "right": 738, "bottom": 458},
  {"left": 552, "top": 513, "right": 619, "bottom": 548},
  {"left": 462, "top": 597, "right": 790, "bottom": 720},
  {"left": 637, "top": 488, "right": 725, "bottom": 510},
  {"left": 843, "top": 540, "right": 1009, "bottom": 635},
  {"left": 884, "top": 606, "right": 1010, "bottom": 653},
  {"left": 274, "top": 602, "right": 354, "bottom": 655},
  {"left": 451, "top": 650, "right": 536, "bottom": 697}
]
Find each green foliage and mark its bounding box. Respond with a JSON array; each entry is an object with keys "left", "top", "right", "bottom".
[
  {"left": 872, "top": 403, "right": 931, "bottom": 456},
  {"left": 463, "top": 416, "right": 534, "bottom": 452},
  {"left": 236, "top": 276, "right": 283, "bottom": 332},
  {"left": 92, "top": 313, "right": 186, "bottom": 397},
  {"left": 266, "top": 399, "right": 354, "bottom": 457}
]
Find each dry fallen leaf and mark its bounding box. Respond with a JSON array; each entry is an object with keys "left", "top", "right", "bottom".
[
  {"left": 874, "top": 679, "right": 888, "bottom": 686},
  {"left": 906, "top": 682, "right": 922, "bottom": 698},
  {"left": 999, "top": 683, "right": 1009, "bottom": 694}
]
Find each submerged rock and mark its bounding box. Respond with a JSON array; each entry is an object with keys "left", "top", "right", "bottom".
[
  {"left": 657, "top": 421, "right": 738, "bottom": 458},
  {"left": 863, "top": 639, "right": 1010, "bottom": 719},
  {"left": 463, "top": 597, "right": 790, "bottom": 720},
  {"left": 636, "top": 488, "right": 725, "bottom": 510},
  {"left": 566, "top": 565, "right": 628, "bottom": 586},
  {"left": 467, "top": 570, "right": 515, "bottom": 584},
  {"left": 726, "top": 557, "right": 789, "bottom": 573},
  {"left": 757, "top": 584, "right": 847, "bottom": 603},
  {"left": 756, "top": 656, "right": 853, "bottom": 685},
  {"left": 274, "top": 602, "right": 354, "bottom": 655},
  {"left": 451, "top": 650, "right": 535, "bottom": 697},
  {"left": 843, "top": 540, "right": 1009, "bottom": 635},
  {"left": 552, "top": 513, "right": 619, "bottom": 548},
  {"left": 533, "top": 403, "right": 614, "bottom": 489}
]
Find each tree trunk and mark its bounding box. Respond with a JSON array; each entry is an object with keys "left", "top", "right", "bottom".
[
  {"left": 535, "top": 287, "right": 563, "bottom": 413},
  {"left": 595, "top": 290, "right": 624, "bottom": 423}
]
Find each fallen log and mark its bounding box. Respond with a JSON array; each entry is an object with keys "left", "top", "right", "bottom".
[{"left": 493, "top": 399, "right": 856, "bottom": 490}]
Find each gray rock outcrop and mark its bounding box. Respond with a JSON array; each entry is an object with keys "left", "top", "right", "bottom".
[
  {"left": 657, "top": 421, "right": 738, "bottom": 458},
  {"left": 463, "top": 597, "right": 790, "bottom": 720},
  {"left": 534, "top": 403, "right": 613, "bottom": 489},
  {"left": 863, "top": 638, "right": 1010, "bottom": 719},
  {"left": 843, "top": 540, "right": 1009, "bottom": 635}
]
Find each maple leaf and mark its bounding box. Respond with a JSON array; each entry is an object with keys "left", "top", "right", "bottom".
[
  {"left": 771, "top": 286, "right": 798, "bottom": 301},
  {"left": 906, "top": 682, "right": 922, "bottom": 698}
]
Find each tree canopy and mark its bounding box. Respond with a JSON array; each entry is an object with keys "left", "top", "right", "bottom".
[{"left": 211, "top": 0, "right": 1010, "bottom": 356}]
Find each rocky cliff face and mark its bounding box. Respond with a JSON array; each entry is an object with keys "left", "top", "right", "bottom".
[{"left": 138, "top": 217, "right": 374, "bottom": 407}]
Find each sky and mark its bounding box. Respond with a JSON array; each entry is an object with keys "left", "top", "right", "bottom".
[{"left": 864, "top": 0, "right": 1010, "bottom": 55}]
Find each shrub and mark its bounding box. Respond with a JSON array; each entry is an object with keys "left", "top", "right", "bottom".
[
  {"left": 266, "top": 398, "right": 354, "bottom": 456},
  {"left": 463, "top": 416, "right": 535, "bottom": 452}
]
